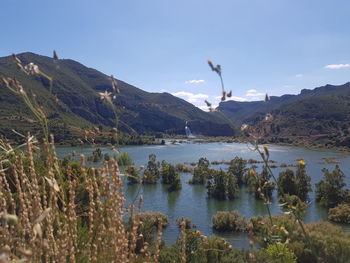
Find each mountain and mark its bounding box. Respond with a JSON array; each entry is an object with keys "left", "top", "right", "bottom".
[
  {"left": 219, "top": 82, "right": 350, "bottom": 148},
  {"left": 0, "top": 52, "right": 234, "bottom": 140}
]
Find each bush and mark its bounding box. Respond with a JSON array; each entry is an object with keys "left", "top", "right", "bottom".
[
  {"left": 140, "top": 211, "right": 168, "bottom": 227},
  {"left": 212, "top": 211, "right": 246, "bottom": 232},
  {"left": 175, "top": 163, "right": 193, "bottom": 173},
  {"left": 116, "top": 152, "right": 133, "bottom": 166},
  {"left": 328, "top": 203, "right": 350, "bottom": 224},
  {"left": 125, "top": 165, "right": 140, "bottom": 184},
  {"left": 176, "top": 217, "right": 194, "bottom": 229},
  {"left": 250, "top": 214, "right": 350, "bottom": 263}
]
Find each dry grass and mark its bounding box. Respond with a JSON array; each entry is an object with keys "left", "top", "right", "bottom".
[{"left": 0, "top": 136, "right": 160, "bottom": 263}]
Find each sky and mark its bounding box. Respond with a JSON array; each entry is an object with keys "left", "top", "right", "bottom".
[{"left": 1, "top": 0, "right": 350, "bottom": 110}]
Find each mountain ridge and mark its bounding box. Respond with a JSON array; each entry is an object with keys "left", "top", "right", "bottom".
[{"left": 0, "top": 52, "right": 234, "bottom": 140}]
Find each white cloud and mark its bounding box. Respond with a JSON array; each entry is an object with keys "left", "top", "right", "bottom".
[
  {"left": 295, "top": 74, "right": 303, "bottom": 78},
  {"left": 185, "top": 79, "right": 205, "bottom": 84},
  {"left": 324, "top": 63, "right": 350, "bottom": 69},
  {"left": 246, "top": 89, "right": 265, "bottom": 97},
  {"left": 247, "top": 89, "right": 257, "bottom": 93},
  {"left": 172, "top": 91, "right": 209, "bottom": 103},
  {"left": 215, "top": 96, "right": 247, "bottom": 102},
  {"left": 198, "top": 105, "right": 218, "bottom": 112}
]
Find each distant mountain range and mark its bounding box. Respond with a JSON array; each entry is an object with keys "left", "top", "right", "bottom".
[
  {"left": 0, "top": 52, "right": 234, "bottom": 140},
  {"left": 218, "top": 82, "right": 350, "bottom": 148},
  {"left": 1, "top": 52, "right": 349, "bottom": 148}
]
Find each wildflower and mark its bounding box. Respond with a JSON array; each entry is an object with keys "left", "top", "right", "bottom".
[
  {"left": 264, "top": 113, "right": 273, "bottom": 121},
  {"left": 195, "top": 230, "right": 201, "bottom": 235},
  {"left": 263, "top": 145, "right": 269, "bottom": 158},
  {"left": 221, "top": 90, "right": 226, "bottom": 101},
  {"left": 24, "top": 62, "right": 40, "bottom": 75},
  {"left": 99, "top": 90, "right": 112, "bottom": 104},
  {"left": 241, "top": 123, "right": 249, "bottom": 131},
  {"left": 207, "top": 59, "right": 215, "bottom": 71},
  {"left": 299, "top": 160, "right": 306, "bottom": 166},
  {"left": 249, "top": 170, "right": 256, "bottom": 176}
]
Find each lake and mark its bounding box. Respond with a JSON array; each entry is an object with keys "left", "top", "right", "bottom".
[{"left": 56, "top": 141, "right": 350, "bottom": 248}]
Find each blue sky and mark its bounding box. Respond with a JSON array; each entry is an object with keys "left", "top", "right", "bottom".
[{"left": 2, "top": 0, "right": 350, "bottom": 110}]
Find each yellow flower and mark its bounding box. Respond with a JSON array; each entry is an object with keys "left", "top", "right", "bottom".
[
  {"left": 263, "top": 145, "right": 268, "bottom": 151},
  {"left": 195, "top": 230, "right": 201, "bottom": 235},
  {"left": 299, "top": 160, "right": 306, "bottom": 166},
  {"left": 279, "top": 226, "right": 285, "bottom": 231},
  {"left": 249, "top": 170, "right": 256, "bottom": 176}
]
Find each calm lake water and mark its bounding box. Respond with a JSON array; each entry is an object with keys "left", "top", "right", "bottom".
[{"left": 56, "top": 141, "right": 350, "bottom": 248}]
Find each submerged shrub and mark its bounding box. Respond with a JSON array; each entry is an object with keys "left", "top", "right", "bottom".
[
  {"left": 228, "top": 156, "right": 247, "bottom": 186},
  {"left": 212, "top": 211, "right": 246, "bottom": 232},
  {"left": 207, "top": 170, "right": 238, "bottom": 200},
  {"left": 189, "top": 157, "right": 213, "bottom": 184},
  {"left": 125, "top": 165, "right": 140, "bottom": 184},
  {"left": 161, "top": 161, "right": 182, "bottom": 191}
]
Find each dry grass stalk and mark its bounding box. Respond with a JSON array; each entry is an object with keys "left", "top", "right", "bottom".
[{"left": 0, "top": 135, "right": 161, "bottom": 263}]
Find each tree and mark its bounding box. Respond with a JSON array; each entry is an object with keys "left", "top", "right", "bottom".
[
  {"left": 277, "top": 163, "right": 311, "bottom": 201},
  {"left": 189, "top": 157, "right": 213, "bottom": 184},
  {"left": 316, "top": 165, "right": 346, "bottom": 207},
  {"left": 207, "top": 170, "right": 237, "bottom": 200},
  {"left": 295, "top": 162, "right": 312, "bottom": 201},
  {"left": 278, "top": 169, "right": 296, "bottom": 197},
  {"left": 142, "top": 154, "right": 160, "bottom": 184}
]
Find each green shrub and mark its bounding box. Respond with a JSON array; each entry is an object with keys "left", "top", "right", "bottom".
[
  {"left": 266, "top": 243, "right": 297, "bottom": 263},
  {"left": 212, "top": 211, "right": 246, "bottom": 232},
  {"left": 328, "top": 203, "right": 350, "bottom": 223},
  {"left": 116, "top": 152, "right": 133, "bottom": 166},
  {"left": 250, "top": 215, "right": 350, "bottom": 263}
]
